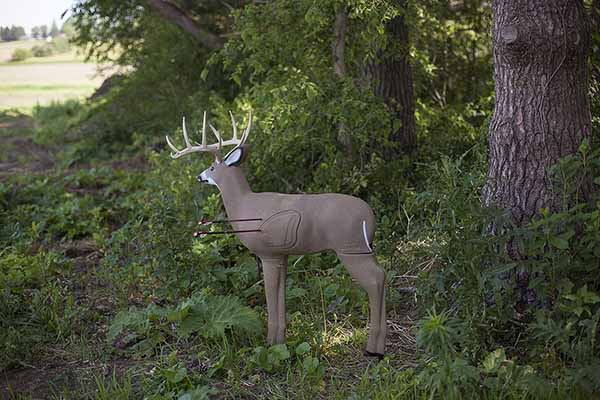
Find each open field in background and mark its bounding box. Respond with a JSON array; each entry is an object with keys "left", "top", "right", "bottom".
[
  {"left": 0, "top": 40, "right": 111, "bottom": 109},
  {"left": 0, "top": 40, "right": 44, "bottom": 62}
]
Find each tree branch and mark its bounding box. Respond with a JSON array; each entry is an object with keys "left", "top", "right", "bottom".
[{"left": 144, "top": 0, "right": 225, "bottom": 50}]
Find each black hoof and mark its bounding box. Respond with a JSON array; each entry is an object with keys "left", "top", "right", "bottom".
[{"left": 364, "top": 350, "right": 384, "bottom": 360}]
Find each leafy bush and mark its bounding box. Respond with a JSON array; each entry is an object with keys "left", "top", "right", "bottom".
[
  {"left": 31, "top": 43, "right": 55, "bottom": 57},
  {"left": 52, "top": 36, "right": 71, "bottom": 53},
  {"left": 413, "top": 141, "right": 600, "bottom": 397},
  {"left": 33, "top": 100, "right": 89, "bottom": 146},
  {"left": 31, "top": 37, "right": 71, "bottom": 58},
  {"left": 10, "top": 48, "right": 31, "bottom": 62}
]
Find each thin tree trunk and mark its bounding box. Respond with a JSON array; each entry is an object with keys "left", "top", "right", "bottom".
[
  {"left": 363, "top": 13, "right": 416, "bottom": 153},
  {"left": 332, "top": 9, "right": 348, "bottom": 78},
  {"left": 332, "top": 8, "right": 352, "bottom": 155},
  {"left": 482, "top": 0, "right": 592, "bottom": 226}
]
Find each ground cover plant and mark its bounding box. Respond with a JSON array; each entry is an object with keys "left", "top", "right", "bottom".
[{"left": 1, "top": 0, "right": 600, "bottom": 399}]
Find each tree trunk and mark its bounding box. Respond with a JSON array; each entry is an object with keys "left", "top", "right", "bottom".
[
  {"left": 332, "top": 8, "right": 353, "bottom": 156},
  {"left": 363, "top": 13, "right": 416, "bottom": 153},
  {"left": 482, "top": 0, "right": 592, "bottom": 225}
]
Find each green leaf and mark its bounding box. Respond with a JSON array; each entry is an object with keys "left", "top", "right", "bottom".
[
  {"left": 162, "top": 366, "right": 187, "bottom": 383},
  {"left": 302, "top": 356, "right": 320, "bottom": 374},
  {"left": 295, "top": 342, "right": 311, "bottom": 356},
  {"left": 482, "top": 348, "right": 506, "bottom": 374},
  {"left": 484, "top": 262, "right": 518, "bottom": 276},
  {"left": 549, "top": 236, "right": 569, "bottom": 250},
  {"left": 178, "top": 385, "right": 219, "bottom": 400},
  {"left": 578, "top": 285, "right": 600, "bottom": 304},
  {"left": 270, "top": 344, "right": 290, "bottom": 362},
  {"left": 167, "top": 306, "right": 189, "bottom": 322},
  {"left": 177, "top": 294, "right": 261, "bottom": 339},
  {"left": 288, "top": 287, "right": 307, "bottom": 299}
]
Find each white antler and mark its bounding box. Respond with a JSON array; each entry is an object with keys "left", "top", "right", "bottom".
[{"left": 165, "top": 110, "right": 252, "bottom": 159}]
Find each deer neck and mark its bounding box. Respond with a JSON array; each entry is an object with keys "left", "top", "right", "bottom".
[{"left": 218, "top": 167, "right": 252, "bottom": 216}]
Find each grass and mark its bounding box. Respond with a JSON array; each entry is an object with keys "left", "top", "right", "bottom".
[
  {"left": 0, "top": 84, "right": 97, "bottom": 91},
  {"left": 0, "top": 52, "right": 88, "bottom": 65},
  {"left": 0, "top": 40, "right": 43, "bottom": 62},
  {"left": 0, "top": 40, "right": 111, "bottom": 109}
]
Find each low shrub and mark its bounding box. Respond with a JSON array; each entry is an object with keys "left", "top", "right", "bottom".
[
  {"left": 31, "top": 37, "right": 71, "bottom": 58},
  {"left": 52, "top": 36, "right": 71, "bottom": 53},
  {"left": 31, "top": 43, "right": 54, "bottom": 57},
  {"left": 10, "top": 48, "right": 31, "bottom": 62}
]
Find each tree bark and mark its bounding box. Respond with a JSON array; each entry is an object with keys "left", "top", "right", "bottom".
[
  {"left": 332, "top": 9, "right": 348, "bottom": 78},
  {"left": 145, "top": 0, "right": 225, "bottom": 50},
  {"left": 332, "top": 8, "right": 353, "bottom": 155},
  {"left": 482, "top": 0, "right": 592, "bottom": 225},
  {"left": 363, "top": 13, "right": 416, "bottom": 153}
]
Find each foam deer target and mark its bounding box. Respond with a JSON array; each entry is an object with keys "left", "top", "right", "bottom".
[{"left": 166, "top": 111, "right": 386, "bottom": 357}]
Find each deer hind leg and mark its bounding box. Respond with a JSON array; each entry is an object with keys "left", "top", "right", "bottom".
[
  {"left": 259, "top": 255, "right": 288, "bottom": 345},
  {"left": 337, "top": 253, "right": 386, "bottom": 356}
]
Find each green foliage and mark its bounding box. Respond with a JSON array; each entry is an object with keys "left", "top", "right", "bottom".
[
  {"left": 0, "top": 250, "right": 74, "bottom": 369},
  {"left": 30, "top": 37, "right": 71, "bottom": 58},
  {"left": 92, "top": 372, "right": 135, "bottom": 400},
  {"left": 175, "top": 293, "right": 262, "bottom": 339},
  {"left": 31, "top": 43, "right": 54, "bottom": 57},
  {"left": 413, "top": 142, "right": 600, "bottom": 397},
  {"left": 250, "top": 344, "right": 291, "bottom": 372},
  {"left": 10, "top": 48, "right": 32, "bottom": 62},
  {"left": 349, "top": 362, "right": 424, "bottom": 399},
  {"left": 33, "top": 100, "right": 89, "bottom": 145},
  {"left": 217, "top": 0, "right": 409, "bottom": 197},
  {"left": 108, "top": 292, "right": 261, "bottom": 353}
]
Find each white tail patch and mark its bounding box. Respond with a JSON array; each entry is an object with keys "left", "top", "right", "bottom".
[{"left": 362, "top": 220, "right": 373, "bottom": 252}]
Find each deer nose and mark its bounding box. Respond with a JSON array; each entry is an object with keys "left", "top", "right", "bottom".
[{"left": 197, "top": 174, "right": 207, "bottom": 183}]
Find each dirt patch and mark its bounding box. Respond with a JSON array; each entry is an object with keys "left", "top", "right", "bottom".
[
  {"left": 0, "top": 358, "right": 137, "bottom": 400},
  {"left": 0, "top": 113, "right": 34, "bottom": 131},
  {"left": 107, "top": 154, "right": 148, "bottom": 172},
  {"left": 0, "top": 115, "right": 55, "bottom": 179},
  {"left": 0, "top": 136, "right": 54, "bottom": 178}
]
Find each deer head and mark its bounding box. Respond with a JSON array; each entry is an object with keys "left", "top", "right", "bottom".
[{"left": 165, "top": 111, "right": 252, "bottom": 187}]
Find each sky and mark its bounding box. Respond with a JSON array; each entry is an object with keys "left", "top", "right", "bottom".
[{"left": 0, "top": 0, "right": 74, "bottom": 33}]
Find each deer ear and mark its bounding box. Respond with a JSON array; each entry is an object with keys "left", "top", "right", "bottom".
[{"left": 224, "top": 147, "right": 244, "bottom": 166}]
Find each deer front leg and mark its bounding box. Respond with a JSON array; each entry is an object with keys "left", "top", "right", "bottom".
[{"left": 260, "top": 256, "right": 288, "bottom": 345}]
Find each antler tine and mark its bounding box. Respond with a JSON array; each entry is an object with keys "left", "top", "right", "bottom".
[
  {"left": 240, "top": 110, "right": 252, "bottom": 146},
  {"left": 182, "top": 116, "right": 192, "bottom": 148},
  {"left": 201, "top": 111, "right": 207, "bottom": 147},
  {"left": 165, "top": 135, "right": 181, "bottom": 157},
  {"left": 229, "top": 111, "right": 238, "bottom": 141},
  {"left": 209, "top": 123, "right": 223, "bottom": 151}
]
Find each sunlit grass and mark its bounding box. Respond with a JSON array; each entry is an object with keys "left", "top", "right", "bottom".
[{"left": 0, "top": 84, "right": 96, "bottom": 92}]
